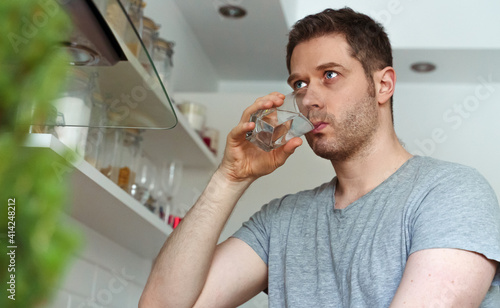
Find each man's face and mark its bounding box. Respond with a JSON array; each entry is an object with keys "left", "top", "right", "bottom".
[{"left": 287, "top": 34, "right": 380, "bottom": 162}]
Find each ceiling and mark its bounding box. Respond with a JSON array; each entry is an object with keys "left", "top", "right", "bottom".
[
  {"left": 171, "top": 0, "right": 290, "bottom": 82},
  {"left": 171, "top": 0, "right": 500, "bottom": 85}
]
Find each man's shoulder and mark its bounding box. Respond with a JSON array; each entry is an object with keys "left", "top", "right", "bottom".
[
  {"left": 408, "top": 156, "right": 496, "bottom": 200},
  {"left": 409, "top": 155, "right": 481, "bottom": 180}
]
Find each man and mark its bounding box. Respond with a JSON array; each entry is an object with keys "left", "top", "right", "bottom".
[{"left": 140, "top": 8, "right": 500, "bottom": 307}]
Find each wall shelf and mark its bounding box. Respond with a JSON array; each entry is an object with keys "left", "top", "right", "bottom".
[
  {"left": 53, "top": 0, "right": 178, "bottom": 129},
  {"left": 25, "top": 134, "right": 172, "bottom": 259},
  {"left": 142, "top": 103, "right": 219, "bottom": 168}
]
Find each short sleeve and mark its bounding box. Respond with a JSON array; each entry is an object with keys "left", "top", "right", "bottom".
[
  {"left": 231, "top": 199, "right": 280, "bottom": 265},
  {"left": 409, "top": 166, "right": 500, "bottom": 285}
]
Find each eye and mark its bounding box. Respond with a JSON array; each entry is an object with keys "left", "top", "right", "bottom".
[
  {"left": 325, "top": 71, "right": 338, "bottom": 80},
  {"left": 293, "top": 80, "right": 307, "bottom": 90}
]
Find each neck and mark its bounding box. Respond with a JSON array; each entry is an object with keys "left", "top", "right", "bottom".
[{"left": 332, "top": 128, "right": 412, "bottom": 209}]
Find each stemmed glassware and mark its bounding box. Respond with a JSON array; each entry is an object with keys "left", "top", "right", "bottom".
[
  {"left": 130, "top": 153, "right": 156, "bottom": 209},
  {"left": 159, "top": 160, "right": 183, "bottom": 228}
]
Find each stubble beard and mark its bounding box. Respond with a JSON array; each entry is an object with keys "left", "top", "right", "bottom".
[{"left": 305, "top": 92, "right": 379, "bottom": 163}]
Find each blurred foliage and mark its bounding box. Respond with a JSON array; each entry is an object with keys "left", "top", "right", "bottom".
[{"left": 0, "top": 0, "right": 82, "bottom": 307}]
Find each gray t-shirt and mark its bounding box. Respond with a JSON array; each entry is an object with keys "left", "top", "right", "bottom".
[{"left": 232, "top": 156, "right": 500, "bottom": 307}]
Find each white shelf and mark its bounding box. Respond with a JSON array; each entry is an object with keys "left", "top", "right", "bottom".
[
  {"left": 92, "top": 28, "right": 178, "bottom": 129},
  {"left": 88, "top": 20, "right": 218, "bottom": 168},
  {"left": 25, "top": 134, "right": 172, "bottom": 259},
  {"left": 142, "top": 103, "right": 219, "bottom": 168}
]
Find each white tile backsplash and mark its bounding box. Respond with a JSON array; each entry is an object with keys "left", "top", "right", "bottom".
[
  {"left": 71, "top": 293, "right": 93, "bottom": 308},
  {"left": 124, "top": 282, "right": 144, "bottom": 308},
  {"left": 53, "top": 218, "right": 267, "bottom": 308},
  {"left": 59, "top": 258, "right": 96, "bottom": 298},
  {"left": 75, "top": 219, "right": 153, "bottom": 286},
  {"left": 44, "top": 289, "right": 71, "bottom": 308},
  {"left": 92, "top": 267, "right": 135, "bottom": 308},
  {"left": 49, "top": 218, "right": 151, "bottom": 308}
]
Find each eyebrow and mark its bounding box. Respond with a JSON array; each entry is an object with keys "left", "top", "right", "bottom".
[
  {"left": 287, "top": 61, "right": 347, "bottom": 85},
  {"left": 316, "top": 61, "right": 346, "bottom": 72}
]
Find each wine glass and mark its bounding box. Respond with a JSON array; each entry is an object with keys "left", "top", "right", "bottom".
[
  {"left": 151, "top": 171, "right": 168, "bottom": 220},
  {"left": 160, "top": 160, "right": 184, "bottom": 228},
  {"left": 130, "top": 153, "right": 156, "bottom": 208}
]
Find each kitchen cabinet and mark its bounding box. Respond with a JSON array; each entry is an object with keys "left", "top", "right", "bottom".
[{"left": 24, "top": 0, "right": 218, "bottom": 258}]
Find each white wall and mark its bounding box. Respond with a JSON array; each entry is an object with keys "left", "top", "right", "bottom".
[
  {"left": 142, "top": 0, "right": 219, "bottom": 93},
  {"left": 394, "top": 81, "right": 500, "bottom": 193}
]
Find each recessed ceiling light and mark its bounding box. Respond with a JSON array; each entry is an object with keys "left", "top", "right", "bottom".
[
  {"left": 410, "top": 62, "right": 436, "bottom": 73},
  {"left": 219, "top": 5, "right": 247, "bottom": 19}
]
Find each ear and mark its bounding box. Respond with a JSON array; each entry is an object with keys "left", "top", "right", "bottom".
[{"left": 374, "top": 66, "right": 396, "bottom": 105}]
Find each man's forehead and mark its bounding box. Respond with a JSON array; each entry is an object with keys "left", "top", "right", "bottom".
[{"left": 289, "top": 34, "right": 356, "bottom": 72}]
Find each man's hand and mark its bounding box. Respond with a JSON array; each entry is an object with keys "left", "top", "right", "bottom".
[{"left": 219, "top": 92, "right": 303, "bottom": 183}]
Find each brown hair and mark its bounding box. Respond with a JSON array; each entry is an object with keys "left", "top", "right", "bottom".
[{"left": 286, "top": 8, "right": 394, "bottom": 114}]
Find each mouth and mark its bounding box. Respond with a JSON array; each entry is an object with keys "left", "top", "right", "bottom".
[{"left": 310, "top": 121, "right": 328, "bottom": 133}]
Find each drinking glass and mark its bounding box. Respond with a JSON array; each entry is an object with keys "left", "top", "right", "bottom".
[
  {"left": 245, "top": 92, "right": 313, "bottom": 151},
  {"left": 160, "top": 160, "right": 184, "bottom": 228}
]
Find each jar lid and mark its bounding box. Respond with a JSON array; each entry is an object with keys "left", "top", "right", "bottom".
[
  {"left": 143, "top": 16, "right": 160, "bottom": 31},
  {"left": 177, "top": 101, "right": 206, "bottom": 115},
  {"left": 130, "top": 0, "right": 146, "bottom": 8},
  {"left": 125, "top": 128, "right": 143, "bottom": 135},
  {"left": 92, "top": 92, "right": 104, "bottom": 103},
  {"left": 154, "top": 38, "right": 175, "bottom": 65},
  {"left": 154, "top": 38, "right": 175, "bottom": 51}
]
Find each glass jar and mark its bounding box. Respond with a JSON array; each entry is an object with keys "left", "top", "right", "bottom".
[
  {"left": 84, "top": 93, "right": 107, "bottom": 167},
  {"left": 111, "top": 128, "right": 143, "bottom": 192},
  {"left": 105, "top": 0, "right": 131, "bottom": 41},
  {"left": 139, "top": 16, "right": 159, "bottom": 73},
  {"left": 123, "top": 0, "right": 145, "bottom": 56},
  {"left": 153, "top": 38, "right": 175, "bottom": 93},
  {"left": 177, "top": 101, "right": 206, "bottom": 133},
  {"left": 96, "top": 128, "right": 121, "bottom": 179},
  {"left": 28, "top": 105, "right": 60, "bottom": 137},
  {"left": 53, "top": 68, "right": 96, "bottom": 156}
]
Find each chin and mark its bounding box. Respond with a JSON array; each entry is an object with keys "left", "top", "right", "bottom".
[
  {"left": 307, "top": 135, "right": 335, "bottom": 160},
  {"left": 307, "top": 135, "right": 354, "bottom": 162}
]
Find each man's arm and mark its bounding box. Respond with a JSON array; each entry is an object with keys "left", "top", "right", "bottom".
[
  {"left": 390, "top": 248, "right": 497, "bottom": 307},
  {"left": 139, "top": 92, "right": 302, "bottom": 308},
  {"left": 193, "top": 237, "right": 268, "bottom": 307}
]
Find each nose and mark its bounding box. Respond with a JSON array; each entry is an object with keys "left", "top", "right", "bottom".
[{"left": 295, "top": 87, "right": 322, "bottom": 115}]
